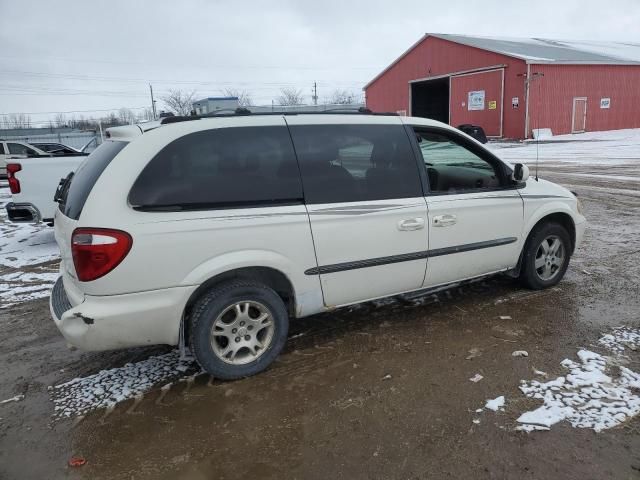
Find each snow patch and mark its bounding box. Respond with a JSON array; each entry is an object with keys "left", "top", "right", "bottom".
[
  {"left": 515, "top": 328, "right": 640, "bottom": 432},
  {"left": 598, "top": 326, "right": 640, "bottom": 354},
  {"left": 0, "top": 188, "right": 60, "bottom": 308},
  {"left": 0, "top": 394, "right": 24, "bottom": 404},
  {"left": 0, "top": 271, "right": 59, "bottom": 308},
  {"left": 50, "top": 350, "right": 195, "bottom": 418},
  {"left": 487, "top": 128, "right": 640, "bottom": 166},
  {"left": 485, "top": 396, "right": 505, "bottom": 411},
  {"left": 515, "top": 424, "right": 550, "bottom": 432}
]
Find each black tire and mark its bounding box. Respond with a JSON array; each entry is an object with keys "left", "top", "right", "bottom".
[
  {"left": 519, "top": 222, "right": 571, "bottom": 290},
  {"left": 188, "top": 281, "right": 289, "bottom": 380}
]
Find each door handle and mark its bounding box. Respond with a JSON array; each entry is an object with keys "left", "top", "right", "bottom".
[
  {"left": 432, "top": 214, "right": 457, "bottom": 227},
  {"left": 398, "top": 217, "right": 425, "bottom": 231}
]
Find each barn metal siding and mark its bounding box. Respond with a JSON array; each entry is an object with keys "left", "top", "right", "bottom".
[
  {"left": 449, "top": 69, "right": 504, "bottom": 137},
  {"left": 365, "top": 36, "right": 527, "bottom": 138},
  {"left": 526, "top": 64, "right": 640, "bottom": 137}
]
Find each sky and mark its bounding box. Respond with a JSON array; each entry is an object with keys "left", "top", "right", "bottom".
[{"left": 1, "top": 0, "right": 640, "bottom": 126}]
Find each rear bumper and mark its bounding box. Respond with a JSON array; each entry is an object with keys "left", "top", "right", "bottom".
[
  {"left": 5, "top": 202, "right": 42, "bottom": 223},
  {"left": 49, "top": 276, "right": 196, "bottom": 351}
]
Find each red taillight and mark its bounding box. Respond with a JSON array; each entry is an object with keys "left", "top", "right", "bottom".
[
  {"left": 7, "top": 163, "right": 21, "bottom": 194},
  {"left": 71, "top": 228, "right": 133, "bottom": 281}
]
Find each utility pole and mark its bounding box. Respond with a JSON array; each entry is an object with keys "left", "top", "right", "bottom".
[
  {"left": 312, "top": 81, "right": 318, "bottom": 106},
  {"left": 149, "top": 84, "right": 157, "bottom": 120}
]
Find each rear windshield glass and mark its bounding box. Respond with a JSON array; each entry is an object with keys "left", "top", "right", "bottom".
[{"left": 60, "top": 141, "right": 127, "bottom": 220}]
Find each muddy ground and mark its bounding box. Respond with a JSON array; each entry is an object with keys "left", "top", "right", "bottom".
[{"left": 1, "top": 158, "right": 639, "bottom": 479}]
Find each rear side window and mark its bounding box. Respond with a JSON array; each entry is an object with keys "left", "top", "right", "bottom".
[
  {"left": 8, "top": 143, "right": 37, "bottom": 156},
  {"left": 0, "top": 143, "right": 5, "bottom": 155},
  {"left": 60, "top": 141, "right": 127, "bottom": 220},
  {"left": 129, "top": 126, "right": 303, "bottom": 210},
  {"left": 289, "top": 124, "right": 422, "bottom": 204}
]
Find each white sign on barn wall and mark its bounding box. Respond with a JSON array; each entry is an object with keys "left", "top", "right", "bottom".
[
  {"left": 468, "top": 90, "right": 485, "bottom": 111},
  {"left": 600, "top": 98, "right": 611, "bottom": 109}
]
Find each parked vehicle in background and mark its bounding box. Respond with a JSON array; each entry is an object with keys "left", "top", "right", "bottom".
[
  {"left": 0, "top": 140, "right": 50, "bottom": 179},
  {"left": 457, "top": 124, "right": 488, "bottom": 144},
  {"left": 30, "top": 142, "right": 84, "bottom": 156},
  {"left": 5, "top": 146, "right": 89, "bottom": 223},
  {"left": 50, "top": 112, "right": 586, "bottom": 380}
]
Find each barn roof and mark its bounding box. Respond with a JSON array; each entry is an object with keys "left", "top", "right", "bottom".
[
  {"left": 364, "top": 34, "right": 640, "bottom": 89},
  {"left": 435, "top": 34, "right": 640, "bottom": 64}
]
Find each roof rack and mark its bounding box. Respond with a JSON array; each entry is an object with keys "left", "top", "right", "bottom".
[{"left": 160, "top": 107, "right": 397, "bottom": 125}]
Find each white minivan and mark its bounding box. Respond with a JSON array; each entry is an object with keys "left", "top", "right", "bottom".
[{"left": 50, "top": 112, "right": 586, "bottom": 379}]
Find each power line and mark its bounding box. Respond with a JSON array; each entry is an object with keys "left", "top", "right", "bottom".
[
  {"left": 0, "top": 55, "right": 382, "bottom": 70},
  {"left": 0, "top": 106, "right": 149, "bottom": 115},
  {"left": 0, "top": 70, "right": 370, "bottom": 87}
]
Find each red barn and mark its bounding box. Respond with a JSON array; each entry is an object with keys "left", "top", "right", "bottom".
[{"left": 364, "top": 34, "right": 640, "bottom": 139}]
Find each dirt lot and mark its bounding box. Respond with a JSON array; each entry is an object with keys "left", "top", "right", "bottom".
[{"left": 1, "top": 140, "right": 639, "bottom": 479}]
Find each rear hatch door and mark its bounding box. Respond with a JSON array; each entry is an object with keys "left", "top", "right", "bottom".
[{"left": 55, "top": 140, "right": 128, "bottom": 303}]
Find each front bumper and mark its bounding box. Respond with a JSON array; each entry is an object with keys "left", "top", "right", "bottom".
[
  {"left": 49, "top": 276, "right": 195, "bottom": 351},
  {"left": 574, "top": 218, "right": 587, "bottom": 251},
  {"left": 5, "top": 202, "right": 42, "bottom": 223}
]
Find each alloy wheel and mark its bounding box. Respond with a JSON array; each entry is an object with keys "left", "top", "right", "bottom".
[
  {"left": 534, "top": 235, "right": 565, "bottom": 281},
  {"left": 210, "top": 301, "right": 275, "bottom": 365}
]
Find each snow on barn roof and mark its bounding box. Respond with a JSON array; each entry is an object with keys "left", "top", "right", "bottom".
[
  {"left": 435, "top": 34, "right": 640, "bottom": 64},
  {"left": 364, "top": 34, "right": 640, "bottom": 89}
]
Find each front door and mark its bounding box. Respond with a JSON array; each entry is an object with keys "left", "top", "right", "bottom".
[
  {"left": 287, "top": 119, "right": 429, "bottom": 307},
  {"left": 409, "top": 126, "right": 524, "bottom": 287},
  {"left": 572, "top": 97, "right": 587, "bottom": 133}
]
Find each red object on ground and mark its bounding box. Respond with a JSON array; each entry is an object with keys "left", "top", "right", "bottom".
[{"left": 68, "top": 456, "right": 86, "bottom": 467}]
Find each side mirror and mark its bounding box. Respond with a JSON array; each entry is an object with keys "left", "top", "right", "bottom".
[{"left": 512, "top": 163, "right": 530, "bottom": 182}]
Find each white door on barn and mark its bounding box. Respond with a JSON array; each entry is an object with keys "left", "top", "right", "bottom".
[{"left": 572, "top": 97, "right": 587, "bottom": 133}]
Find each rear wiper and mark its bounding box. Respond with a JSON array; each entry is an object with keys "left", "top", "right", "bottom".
[{"left": 53, "top": 172, "right": 74, "bottom": 203}]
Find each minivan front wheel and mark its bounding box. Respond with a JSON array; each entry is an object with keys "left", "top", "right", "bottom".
[
  {"left": 189, "top": 281, "right": 289, "bottom": 380},
  {"left": 519, "top": 222, "right": 571, "bottom": 290}
]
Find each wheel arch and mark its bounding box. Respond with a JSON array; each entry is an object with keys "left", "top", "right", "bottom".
[
  {"left": 510, "top": 210, "right": 576, "bottom": 278},
  {"left": 526, "top": 211, "right": 576, "bottom": 255},
  {"left": 180, "top": 266, "right": 297, "bottom": 350}
]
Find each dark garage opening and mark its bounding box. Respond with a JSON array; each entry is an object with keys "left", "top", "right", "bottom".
[{"left": 411, "top": 77, "right": 449, "bottom": 123}]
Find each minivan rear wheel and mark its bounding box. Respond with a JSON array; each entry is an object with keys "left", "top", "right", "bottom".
[{"left": 189, "top": 281, "right": 289, "bottom": 380}]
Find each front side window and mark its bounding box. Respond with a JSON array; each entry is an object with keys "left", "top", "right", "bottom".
[
  {"left": 414, "top": 130, "right": 503, "bottom": 193},
  {"left": 0, "top": 143, "right": 5, "bottom": 155},
  {"left": 129, "top": 126, "right": 303, "bottom": 210},
  {"left": 289, "top": 124, "right": 422, "bottom": 204}
]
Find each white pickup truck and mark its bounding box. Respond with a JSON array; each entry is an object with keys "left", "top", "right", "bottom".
[{"left": 5, "top": 149, "right": 89, "bottom": 223}]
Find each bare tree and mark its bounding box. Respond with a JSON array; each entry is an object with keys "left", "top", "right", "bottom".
[
  {"left": 161, "top": 89, "right": 197, "bottom": 116},
  {"left": 99, "top": 112, "right": 119, "bottom": 128},
  {"left": 277, "top": 87, "right": 304, "bottom": 106},
  {"left": 223, "top": 88, "right": 253, "bottom": 107},
  {"left": 54, "top": 113, "right": 67, "bottom": 128},
  {"left": 140, "top": 107, "right": 155, "bottom": 121},
  {"left": 118, "top": 107, "right": 135, "bottom": 125},
  {"left": 329, "top": 89, "right": 357, "bottom": 105},
  {"left": 6, "top": 113, "right": 31, "bottom": 129}
]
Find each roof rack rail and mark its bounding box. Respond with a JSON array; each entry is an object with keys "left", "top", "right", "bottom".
[
  {"left": 160, "top": 115, "right": 198, "bottom": 125},
  {"left": 159, "top": 107, "right": 397, "bottom": 125}
]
